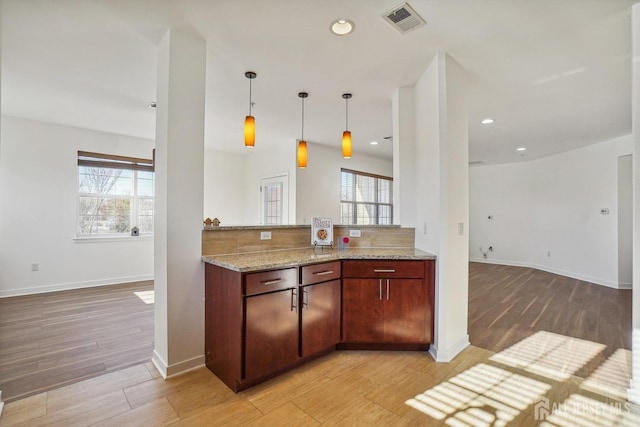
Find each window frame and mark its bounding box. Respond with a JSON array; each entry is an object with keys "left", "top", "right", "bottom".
[
  {"left": 76, "top": 151, "right": 155, "bottom": 238},
  {"left": 340, "top": 168, "right": 393, "bottom": 225}
]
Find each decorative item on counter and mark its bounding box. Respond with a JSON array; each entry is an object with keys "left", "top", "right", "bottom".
[
  {"left": 131, "top": 226, "right": 139, "bottom": 236},
  {"left": 312, "top": 217, "right": 333, "bottom": 255},
  {"left": 311, "top": 217, "right": 333, "bottom": 246},
  {"left": 204, "top": 217, "right": 221, "bottom": 229},
  {"left": 338, "top": 236, "right": 350, "bottom": 251}
]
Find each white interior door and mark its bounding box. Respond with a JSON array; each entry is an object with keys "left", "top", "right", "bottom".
[{"left": 260, "top": 174, "right": 289, "bottom": 225}]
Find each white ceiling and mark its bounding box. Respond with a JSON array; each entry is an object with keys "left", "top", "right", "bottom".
[{"left": 2, "top": 0, "right": 637, "bottom": 164}]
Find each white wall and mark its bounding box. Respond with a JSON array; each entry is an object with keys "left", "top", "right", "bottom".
[
  {"left": 296, "top": 142, "right": 392, "bottom": 225},
  {"left": 469, "top": 134, "right": 633, "bottom": 288},
  {"left": 0, "top": 116, "right": 155, "bottom": 297},
  {"left": 203, "top": 149, "right": 245, "bottom": 225}
]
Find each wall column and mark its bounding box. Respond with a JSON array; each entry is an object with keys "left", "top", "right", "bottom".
[
  {"left": 629, "top": 2, "right": 640, "bottom": 405},
  {"left": 392, "top": 87, "right": 416, "bottom": 227},
  {"left": 153, "top": 29, "right": 206, "bottom": 378},
  {"left": 410, "top": 52, "right": 470, "bottom": 362}
]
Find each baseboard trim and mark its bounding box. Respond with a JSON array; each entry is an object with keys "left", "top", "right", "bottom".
[
  {"left": 0, "top": 275, "right": 155, "bottom": 298},
  {"left": 469, "top": 258, "right": 629, "bottom": 290},
  {"left": 152, "top": 350, "right": 205, "bottom": 380},
  {"left": 428, "top": 335, "right": 470, "bottom": 362}
]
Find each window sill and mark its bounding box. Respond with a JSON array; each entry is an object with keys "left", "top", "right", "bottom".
[{"left": 73, "top": 235, "right": 154, "bottom": 243}]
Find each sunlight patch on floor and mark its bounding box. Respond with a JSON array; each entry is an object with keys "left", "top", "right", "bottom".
[
  {"left": 134, "top": 290, "right": 154, "bottom": 304},
  {"left": 580, "top": 348, "right": 632, "bottom": 400},
  {"left": 406, "top": 363, "right": 551, "bottom": 426},
  {"left": 490, "top": 331, "right": 605, "bottom": 381}
]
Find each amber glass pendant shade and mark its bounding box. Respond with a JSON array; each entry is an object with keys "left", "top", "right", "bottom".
[
  {"left": 244, "top": 115, "right": 255, "bottom": 148},
  {"left": 297, "top": 92, "right": 309, "bottom": 168},
  {"left": 342, "top": 131, "right": 352, "bottom": 159},
  {"left": 297, "top": 140, "right": 308, "bottom": 168},
  {"left": 342, "top": 93, "right": 352, "bottom": 159},
  {"left": 244, "top": 71, "right": 257, "bottom": 148}
]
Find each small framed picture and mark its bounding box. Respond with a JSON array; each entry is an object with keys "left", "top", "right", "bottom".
[{"left": 311, "top": 217, "right": 333, "bottom": 246}]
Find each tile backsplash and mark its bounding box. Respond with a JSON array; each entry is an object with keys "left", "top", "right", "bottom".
[{"left": 202, "top": 225, "right": 415, "bottom": 256}]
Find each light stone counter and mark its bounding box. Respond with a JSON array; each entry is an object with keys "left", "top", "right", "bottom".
[{"left": 202, "top": 247, "right": 436, "bottom": 272}]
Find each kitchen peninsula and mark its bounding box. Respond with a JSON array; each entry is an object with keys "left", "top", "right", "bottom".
[{"left": 202, "top": 225, "right": 436, "bottom": 392}]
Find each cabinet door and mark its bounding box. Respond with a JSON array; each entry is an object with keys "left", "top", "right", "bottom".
[
  {"left": 342, "top": 278, "right": 384, "bottom": 342},
  {"left": 383, "top": 279, "right": 427, "bottom": 343},
  {"left": 301, "top": 279, "right": 341, "bottom": 357},
  {"left": 244, "top": 289, "right": 299, "bottom": 380}
]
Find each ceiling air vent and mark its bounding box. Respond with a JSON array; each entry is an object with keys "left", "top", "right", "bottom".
[{"left": 382, "top": 2, "right": 426, "bottom": 34}]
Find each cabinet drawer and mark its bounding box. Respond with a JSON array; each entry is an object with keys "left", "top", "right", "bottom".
[
  {"left": 301, "top": 261, "right": 341, "bottom": 285},
  {"left": 342, "top": 260, "right": 425, "bottom": 279},
  {"left": 245, "top": 267, "right": 297, "bottom": 296}
]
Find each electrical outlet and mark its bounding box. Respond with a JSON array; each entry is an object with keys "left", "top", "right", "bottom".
[
  {"left": 31, "top": 263, "right": 39, "bottom": 272},
  {"left": 457, "top": 222, "right": 464, "bottom": 236},
  {"left": 349, "top": 230, "right": 361, "bottom": 237},
  {"left": 260, "top": 231, "right": 272, "bottom": 240}
]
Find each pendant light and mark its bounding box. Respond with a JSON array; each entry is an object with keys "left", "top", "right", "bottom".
[
  {"left": 244, "top": 71, "right": 257, "bottom": 148},
  {"left": 297, "top": 92, "right": 309, "bottom": 169},
  {"left": 342, "top": 93, "right": 352, "bottom": 159}
]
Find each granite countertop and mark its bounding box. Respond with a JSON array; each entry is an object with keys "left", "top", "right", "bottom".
[{"left": 202, "top": 247, "right": 436, "bottom": 272}]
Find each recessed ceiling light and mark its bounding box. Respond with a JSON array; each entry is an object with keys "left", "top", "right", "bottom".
[
  {"left": 516, "top": 147, "right": 527, "bottom": 152},
  {"left": 481, "top": 118, "right": 494, "bottom": 124},
  {"left": 330, "top": 19, "right": 355, "bottom": 36},
  {"left": 370, "top": 141, "right": 379, "bottom": 145}
]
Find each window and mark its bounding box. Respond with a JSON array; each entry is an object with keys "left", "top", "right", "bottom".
[
  {"left": 340, "top": 168, "right": 393, "bottom": 225},
  {"left": 77, "top": 151, "right": 154, "bottom": 236}
]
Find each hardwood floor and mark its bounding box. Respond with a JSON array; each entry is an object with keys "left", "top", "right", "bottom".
[
  {"left": 0, "top": 281, "right": 154, "bottom": 403},
  {"left": 1, "top": 263, "right": 636, "bottom": 425},
  {"left": 469, "top": 262, "right": 632, "bottom": 352},
  {"left": 1, "top": 346, "right": 637, "bottom": 426}
]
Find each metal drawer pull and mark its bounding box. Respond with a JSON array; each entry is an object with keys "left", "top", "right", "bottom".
[
  {"left": 373, "top": 269, "right": 396, "bottom": 273},
  {"left": 314, "top": 270, "right": 334, "bottom": 276},
  {"left": 262, "top": 279, "right": 282, "bottom": 286}
]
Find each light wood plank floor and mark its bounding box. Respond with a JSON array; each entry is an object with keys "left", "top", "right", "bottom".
[
  {"left": 1, "top": 345, "right": 637, "bottom": 426},
  {"left": 0, "top": 281, "right": 154, "bottom": 403},
  {"left": 1, "top": 264, "right": 636, "bottom": 425}
]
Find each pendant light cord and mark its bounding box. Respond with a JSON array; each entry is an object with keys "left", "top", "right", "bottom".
[
  {"left": 345, "top": 97, "right": 349, "bottom": 131},
  {"left": 301, "top": 96, "right": 305, "bottom": 140},
  {"left": 249, "top": 78, "right": 252, "bottom": 116}
]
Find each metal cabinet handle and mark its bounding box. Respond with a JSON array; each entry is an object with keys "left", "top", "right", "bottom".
[
  {"left": 303, "top": 288, "right": 309, "bottom": 308},
  {"left": 314, "top": 270, "right": 334, "bottom": 276},
  {"left": 291, "top": 289, "right": 297, "bottom": 312},
  {"left": 379, "top": 279, "right": 382, "bottom": 300},
  {"left": 386, "top": 279, "right": 390, "bottom": 301},
  {"left": 262, "top": 278, "right": 282, "bottom": 286},
  {"left": 373, "top": 269, "right": 396, "bottom": 273}
]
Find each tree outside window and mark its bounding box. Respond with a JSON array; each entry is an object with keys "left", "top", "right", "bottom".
[{"left": 77, "top": 151, "right": 154, "bottom": 236}]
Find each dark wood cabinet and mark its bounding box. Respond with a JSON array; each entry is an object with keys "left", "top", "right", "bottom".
[
  {"left": 341, "top": 260, "right": 434, "bottom": 349},
  {"left": 300, "top": 261, "right": 341, "bottom": 357},
  {"left": 205, "top": 257, "right": 434, "bottom": 392},
  {"left": 245, "top": 286, "right": 299, "bottom": 379}
]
